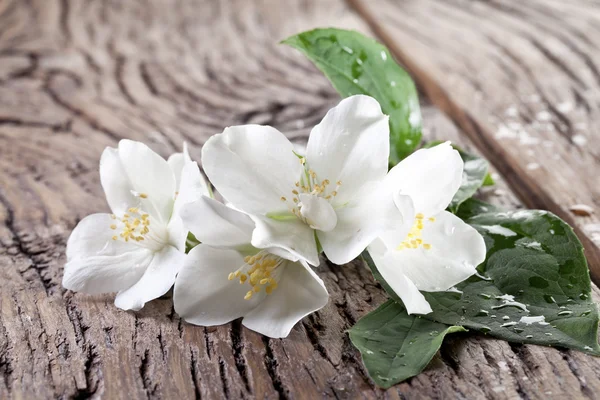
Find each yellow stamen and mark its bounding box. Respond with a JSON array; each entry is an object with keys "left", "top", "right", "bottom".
[
  {"left": 396, "top": 214, "right": 434, "bottom": 251},
  {"left": 231, "top": 251, "right": 283, "bottom": 300},
  {"left": 140, "top": 193, "right": 148, "bottom": 198}
]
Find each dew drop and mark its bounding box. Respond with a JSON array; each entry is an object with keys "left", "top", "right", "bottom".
[
  {"left": 476, "top": 310, "right": 489, "bottom": 317},
  {"left": 514, "top": 327, "right": 524, "bottom": 333},
  {"left": 543, "top": 294, "right": 556, "bottom": 304},
  {"left": 557, "top": 310, "right": 573, "bottom": 316},
  {"left": 545, "top": 333, "right": 553, "bottom": 336},
  {"left": 479, "top": 293, "right": 492, "bottom": 299},
  {"left": 526, "top": 335, "right": 533, "bottom": 339},
  {"left": 501, "top": 322, "right": 517, "bottom": 327}
]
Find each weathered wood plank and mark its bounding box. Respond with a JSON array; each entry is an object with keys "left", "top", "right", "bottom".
[
  {"left": 1, "top": 0, "right": 600, "bottom": 398},
  {"left": 350, "top": 0, "right": 600, "bottom": 282}
]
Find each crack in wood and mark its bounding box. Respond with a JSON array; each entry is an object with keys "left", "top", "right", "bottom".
[
  {"left": 262, "top": 337, "right": 288, "bottom": 400},
  {"left": 229, "top": 320, "right": 251, "bottom": 393}
]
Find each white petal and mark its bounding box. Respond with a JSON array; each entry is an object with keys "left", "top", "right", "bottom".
[
  {"left": 167, "top": 142, "right": 193, "bottom": 188},
  {"left": 167, "top": 155, "right": 184, "bottom": 188},
  {"left": 368, "top": 247, "right": 432, "bottom": 315},
  {"left": 376, "top": 193, "right": 416, "bottom": 251},
  {"left": 251, "top": 215, "right": 319, "bottom": 266},
  {"left": 385, "top": 142, "right": 463, "bottom": 216},
  {"left": 173, "top": 160, "right": 210, "bottom": 216},
  {"left": 63, "top": 250, "right": 153, "bottom": 294},
  {"left": 174, "top": 245, "right": 262, "bottom": 325},
  {"left": 180, "top": 196, "right": 255, "bottom": 248},
  {"left": 398, "top": 211, "right": 485, "bottom": 291},
  {"left": 242, "top": 261, "right": 328, "bottom": 338},
  {"left": 306, "top": 95, "right": 389, "bottom": 205},
  {"left": 99, "top": 147, "right": 138, "bottom": 216},
  {"left": 64, "top": 214, "right": 153, "bottom": 294},
  {"left": 317, "top": 182, "right": 408, "bottom": 265},
  {"left": 168, "top": 160, "right": 211, "bottom": 250},
  {"left": 114, "top": 245, "right": 184, "bottom": 311},
  {"left": 66, "top": 213, "right": 139, "bottom": 261},
  {"left": 298, "top": 193, "right": 337, "bottom": 232},
  {"left": 116, "top": 140, "right": 177, "bottom": 224},
  {"left": 202, "top": 125, "right": 303, "bottom": 215}
]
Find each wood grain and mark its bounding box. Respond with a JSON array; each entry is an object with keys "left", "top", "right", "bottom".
[
  {"left": 1, "top": 0, "right": 600, "bottom": 398},
  {"left": 350, "top": 0, "right": 600, "bottom": 283}
]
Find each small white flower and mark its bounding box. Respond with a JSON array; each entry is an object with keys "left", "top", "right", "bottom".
[
  {"left": 369, "top": 142, "right": 487, "bottom": 314},
  {"left": 62, "top": 140, "right": 209, "bottom": 311},
  {"left": 201, "top": 95, "right": 405, "bottom": 266},
  {"left": 174, "top": 196, "right": 328, "bottom": 338}
]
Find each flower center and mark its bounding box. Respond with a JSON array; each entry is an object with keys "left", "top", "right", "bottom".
[
  {"left": 228, "top": 251, "right": 283, "bottom": 300},
  {"left": 110, "top": 198, "right": 167, "bottom": 251},
  {"left": 280, "top": 157, "right": 342, "bottom": 222},
  {"left": 397, "top": 213, "right": 436, "bottom": 250}
]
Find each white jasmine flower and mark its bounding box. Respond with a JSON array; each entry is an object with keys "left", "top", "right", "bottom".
[
  {"left": 63, "top": 140, "right": 209, "bottom": 310},
  {"left": 174, "top": 196, "right": 328, "bottom": 338},
  {"left": 201, "top": 95, "right": 405, "bottom": 266},
  {"left": 369, "top": 142, "right": 487, "bottom": 314}
]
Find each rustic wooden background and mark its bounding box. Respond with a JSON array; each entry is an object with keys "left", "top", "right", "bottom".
[{"left": 1, "top": 0, "right": 599, "bottom": 398}]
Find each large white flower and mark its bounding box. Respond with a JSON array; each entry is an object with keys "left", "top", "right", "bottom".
[
  {"left": 369, "top": 142, "right": 487, "bottom": 315},
  {"left": 201, "top": 95, "right": 405, "bottom": 266},
  {"left": 174, "top": 196, "right": 328, "bottom": 338},
  {"left": 63, "top": 140, "right": 209, "bottom": 311}
]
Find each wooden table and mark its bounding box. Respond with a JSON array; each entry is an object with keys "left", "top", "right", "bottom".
[{"left": 1, "top": 0, "right": 599, "bottom": 398}]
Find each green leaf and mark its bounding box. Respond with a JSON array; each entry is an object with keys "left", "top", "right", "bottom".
[
  {"left": 482, "top": 172, "right": 495, "bottom": 187},
  {"left": 365, "top": 209, "right": 600, "bottom": 355},
  {"left": 349, "top": 300, "right": 465, "bottom": 388},
  {"left": 449, "top": 148, "right": 491, "bottom": 213},
  {"left": 283, "top": 28, "right": 421, "bottom": 163},
  {"left": 454, "top": 198, "right": 502, "bottom": 221}
]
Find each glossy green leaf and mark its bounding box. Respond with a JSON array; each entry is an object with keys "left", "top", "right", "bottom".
[
  {"left": 283, "top": 28, "right": 421, "bottom": 163},
  {"left": 365, "top": 209, "right": 600, "bottom": 355},
  {"left": 454, "top": 198, "right": 502, "bottom": 221},
  {"left": 349, "top": 300, "right": 465, "bottom": 388},
  {"left": 449, "top": 149, "right": 491, "bottom": 213}
]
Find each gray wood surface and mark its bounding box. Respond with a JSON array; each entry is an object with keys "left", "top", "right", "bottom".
[{"left": 1, "top": 0, "right": 599, "bottom": 398}]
